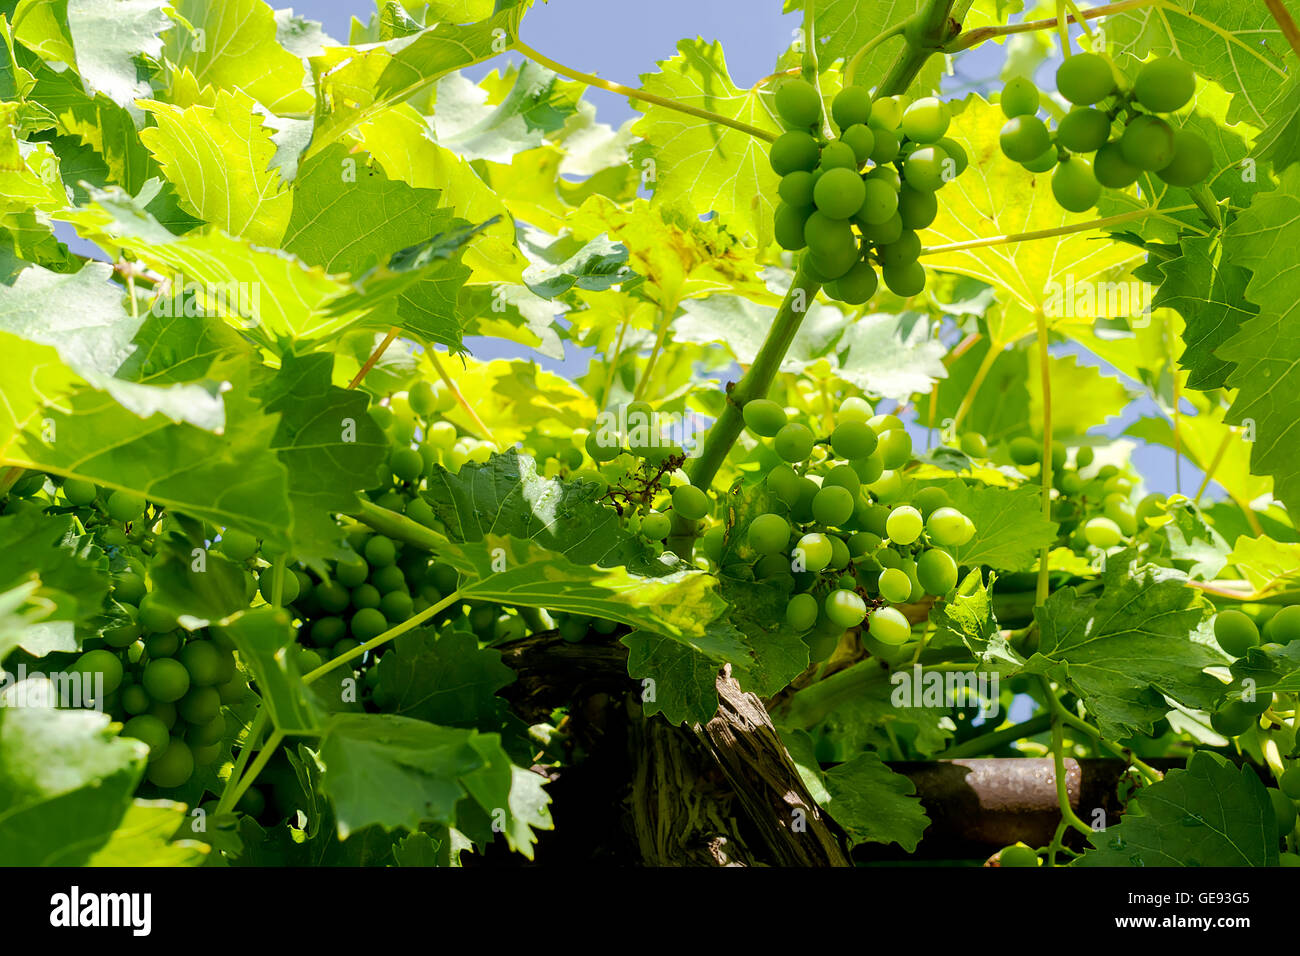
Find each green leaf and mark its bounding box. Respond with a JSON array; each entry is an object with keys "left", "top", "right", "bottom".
[
  {"left": 522, "top": 234, "right": 637, "bottom": 299},
  {"left": 432, "top": 60, "right": 582, "bottom": 163},
  {"left": 933, "top": 569, "right": 1024, "bottom": 669},
  {"left": 1255, "top": 73, "right": 1300, "bottom": 174},
  {"left": 145, "top": 520, "right": 252, "bottom": 630},
  {"left": 374, "top": 627, "right": 516, "bottom": 729},
  {"left": 621, "top": 630, "right": 720, "bottom": 725},
  {"left": 0, "top": 677, "right": 145, "bottom": 865},
  {"left": 62, "top": 0, "right": 168, "bottom": 118},
  {"left": 630, "top": 39, "right": 782, "bottom": 244},
  {"left": 1024, "top": 550, "right": 1222, "bottom": 739},
  {"left": 87, "top": 799, "right": 209, "bottom": 866},
  {"left": 783, "top": 0, "right": 938, "bottom": 93},
  {"left": 931, "top": 478, "right": 1058, "bottom": 573},
  {"left": 215, "top": 608, "right": 324, "bottom": 736},
  {"left": 1078, "top": 752, "right": 1278, "bottom": 866}
]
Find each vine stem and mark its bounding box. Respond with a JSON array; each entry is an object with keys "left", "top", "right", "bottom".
[
  {"left": 920, "top": 204, "right": 1198, "bottom": 256},
  {"left": 220, "top": 729, "right": 285, "bottom": 816},
  {"left": 951, "top": 342, "right": 1000, "bottom": 435},
  {"left": 1056, "top": 709, "right": 1163, "bottom": 783},
  {"left": 216, "top": 709, "right": 268, "bottom": 815},
  {"left": 1193, "top": 429, "right": 1233, "bottom": 502},
  {"left": 936, "top": 712, "right": 1054, "bottom": 758},
  {"left": 513, "top": 41, "right": 777, "bottom": 143},
  {"left": 946, "top": 0, "right": 1157, "bottom": 51},
  {"left": 303, "top": 590, "right": 463, "bottom": 683},
  {"left": 843, "top": 23, "right": 908, "bottom": 87},
  {"left": 1266, "top": 0, "right": 1300, "bottom": 57},
  {"left": 1056, "top": 0, "right": 1072, "bottom": 57},
  {"left": 1034, "top": 308, "right": 1053, "bottom": 607},
  {"left": 1040, "top": 677, "right": 1099, "bottom": 837},
  {"left": 601, "top": 306, "right": 635, "bottom": 407},
  {"left": 633, "top": 302, "right": 677, "bottom": 402},
  {"left": 348, "top": 326, "right": 399, "bottom": 389},
  {"left": 428, "top": 348, "right": 495, "bottom": 444}
]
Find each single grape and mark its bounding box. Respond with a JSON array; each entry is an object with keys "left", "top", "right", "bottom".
[
  {"left": 1155, "top": 130, "right": 1212, "bottom": 187},
  {"left": 876, "top": 429, "right": 912, "bottom": 470},
  {"left": 812, "top": 486, "right": 855, "bottom": 527},
  {"left": 883, "top": 260, "right": 926, "bottom": 296},
  {"left": 831, "top": 421, "right": 878, "bottom": 460},
  {"left": 825, "top": 260, "right": 879, "bottom": 305},
  {"left": 123, "top": 714, "right": 170, "bottom": 761},
  {"left": 1056, "top": 107, "right": 1111, "bottom": 153},
  {"left": 838, "top": 397, "right": 874, "bottom": 424},
  {"left": 858, "top": 178, "right": 899, "bottom": 225},
  {"left": 672, "top": 485, "right": 711, "bottom": 521},
  {"left": 840, "top": 124, "right": 875, "bottom": 164},
  {"left": 901, "top": 97, "right": 950, "bottom": 143},
  {"left": 142, "top": 658, "right": 190, "bottom": 703},
  {"left": 822, "top": 465, "right": 861, "bottom": 496},
  {"left": 390, "top": 447, "right": 424, "bottom": 483},
  {"left": 1266, "top": 605, "right": 1300, "bottom": 645},
  {"left": 787, "top": 593, "right": 820, "bottom": 631},
  {"left": 71, "top": 649, "right": 123, "bottom": 696},
  {"left": 1051, "top": 156, "right": 1101, "bottom": 212},
  {"left": 106, "top": 490, "right": 146, "bottom": 523},
  {"left": 960, "top": 432, "right": 988, "bottom": 457},
  {"left": 832, "top": 86, "right": 873, "bottom": 129},
  {"left": 1281, "top": 767, "right": 1300, "bottom": 801},
  {"left": 178, "top": 640, "right": 222, "bottom": 686},
  {"left": 914, "top": 487, "right": 950, "bottom": 516},
  {"left": 748, "top": 514, "right": 791, "bottom": 555},
  {"left": 878, "top": 229, "right": 921, "bottom": 266},
  {"left": 814, "top": 167, "right": 868, "bottom": 219},
  {"left": 336, "top": 551, "right": 369, "bottom": 588},
  {"left": 917, "top": 548, "right": 958, "bottom": 595},
  {"left": 927, "top": 507, "right": 975, "bottom": 547},
  {"left": 824, "top": 589, "right": 867, "bottom": 628},
  {"left": 350, "top": 607, "right": 388, "bottom": 642},
  {"left": 868, "top": 96, "right": 904, "bottom": 131},
  {"left": 379, "top": 589, "right": 413, "bottom": 622},
  {"left": 1094, "top": 142, "right": 1141, "bottom": 188},
  {"left": 897, "top": 187, "right": 938, "bottom": 230},
  {"left": 1119, "top": 115, "right": 1176, "bottom": 171},
  {"left": 1056, "top": 52, "right": 1115, "bottom": 105},
  {"left": 641, "top": 512, "right": 672, "bottom": 540},
  {"left": 1001, "top": 77, "right": 1040, "bottom": 118},
  {"left": 902, "top": 145, "right": 950, "bottom": 192},
  {"left": 775, "top": 78, "right": 822, "bottom": 128},
  {"left": 258, "top": 565, "right": 301, "bottom": 605},
  {"left": 1133, "top": 57, "right": 1195, "bottom": 114},
  {"left": 858, "top": 211, "right": 903, "bottom": 245},
  {"left": 819, "top": 141, "right": 859, "bottom": 170},
  {"left": 778, "top": 170, "right": 816, "bottom": 208},
  {"left": 178, "top": 685, "right": 220, "bottom": 725},
  {"left": 408, "top": 380, "right": 437, "bottom": 418},
  {"left": 878, "top": 567, "right": 913, "bottom": 604},
  {"left": 852, "top": 454, "right": 885, "bottom": 484},
  {"left": 794, "top": 533, "right": 834, "bottom": 573},
  {"left": 121, "top": 684, "right": 150, "bottom": 715},
  {"left": 364, "top": 535, "right": 397, "bottom": 568},
  {"left": 1000, "top": 116, "right": 1052, "bottom": 163},
  {"left": 770, "top": 130, "right": 821, "bottom": 175},
  {"left": 147, "top": 739, "right": 194, "bottom": 789},
  {"left": 804, "top": 210, "right": 855, "bottom": 256},
  {"left": 774, "top": 202, "right": 811, "bottom": 250},
  {"left": 1009, "top": 436, "right": 1040, "bottom": 466},
  {"left": 868, "top": 127, "right": 900, "bottom": 164},
  {"left": 1268, "top": 788, "right": 1297, "bottom": 833},
  {"left": 1021, "top": 145, "right": 1060, "bottom": 173},
  {"left": 886, "top": 505, "right": 924, "bottom": 545},
  {"left": 62, "top": 478, "right": 98, "bottom": 506},
  {"left": 774, "top": 422, "right": 816, "bottom": 463},
  {"left": 999, "top": 844, "right": 1039, "bottom": 867},
  {"left": 868, "top": 606, "right": 912, "bottom": 645},
  {"left": 1083, "top": 516, "right": 1123, "bottom": 549},
  {"left": 585, "top": 429, "right": 623, "bottom": 462},
  {"left": 768, "top": 465, "right": 801, "bottom": 505},
  {"left": 936, "top": 137, "right": 968, "bottom": 176}
]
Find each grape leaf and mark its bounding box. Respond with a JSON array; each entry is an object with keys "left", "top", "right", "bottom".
[
  {"left": 621, "top": 629, "right": 720, "bottom": 725},
  {"left": 630, "top": 39, "right": 782, "bottom": 245},
  {"left": 86, "top": 800, "right": 208, "bottom": 866},
  {"left": 1218, "top": 165, "right": 1300, "bottom": 517},
  {"left": 781, "top": 0, "right": 940, "bottom": 94},
  {"left": 432, "top": 61, "right": 582, "bottom": 163},
  {"left": 1078, "top": 751, "right": 1278, "bottom": 866},
  {"left": 1225, "top": 533, "right": 1300, "bottom": 592},
  {"left": 1255, "top": 72, "right": 1300, "bottom": 174},
  {"left": 522, "top": 234, "right": 637, "bottom": 299},
  {"left": 1024, "top": 550, "right": 1223, "bottom": 739},
  {"left": 61, "top": 0, "right": 168, "bottom": 118},
  {"left": 215, "top": 608, "right": 324, "bottom": 736},
  {"left": 932, "top": 569, "right": 1024, "bottom": 670},
  {"left": 933, "top": 478, "right": 1058, "bottom": 572},
  {"left": 375, "top": 627, "right": 516, "bottom": 729}
]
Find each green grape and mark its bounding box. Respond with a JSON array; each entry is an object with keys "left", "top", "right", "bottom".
[
  {"left": 813, "top": 167, "right": 867, "bottom": 219},
  {"left": 123, "top": 714, "right": 170, "bottom": 761},
  {"left": 1009, "top": 436, "right": 1040, "bottom": 466},
  {"left": 878, "top": 230, "right": 921, "bottom": 267},
  {"left": 778, "top": 170, "right": 817, "bottom": 207},
  {"left": 869, "top": 412, "right": 904, "bottom": 434},
  {"left": 901, "top": 97, "right": 950, "bottom": 143},
  {"left": 755, "top": 553, "right": 794, "bottom": 581},
  {"left": 641, "top": 512, "right": 672, "bottom": 540},
  {"left": 1083, "top": 516, "right": 1123, "bottom": 548},
  {"left": 858, "top": 211, "right": 904, "bottom": 245},
  {"left": 886, "top": 505, "right": 923, "bottom": 545},
  {"left": 851, "top": 454, "right": 885, "bottom": 484},
  {"left": 868, "top": 606, "right": 912, "bottom": 645},
  {"left": 832, "top": 86, "right": 873, "bottom": 129},
  {"left": 584, "top": 429, "right": 622, "bottom": 463},
  {"left": 380, "top": 589, "right": 414, "bottom": 622},
  {"left": 914, "top": 486, "right": 950, "bottom": 516},
  {"left": 672, "top": 485, "right": 711, "bottom": 521},
  {"left": 822, "top": 465, "right": 861, "bottom": 496},
  {"left": 830, "top": 421, "right": 878, "bottom": 460},
  {"left": 902, "top": 145, "right": 950, "bottom": 192},
  {"left": 936, "top": 137, "right": 968, "bottom": 176},
  {"left": 867, "top": 469, "right": 904, "bottom": 503},
  {"left": 897, "top": 187, "right": 938, "bottom": 230},
  {"left": 112, "top": 572, "right": 147, "bottom": 606},
  {"left": 1021, "top": 145, "right": 1060, "bottom": 173},
  {"left": 812, "top": 486, "right": 855, "bottom": 527},
  {"left": 824, "top": 589, "right": 867, "bottom": 628},
  {"left": 259, "top": 566, "right": 301, "bottom": 606},
  {"left": 143, "top": 658, "right": 190, "bottom": 703},
  {"left": 838, "top": 397, "right": 873, "bottom": 424},
  {"left": 868, "top": 96, "right": 904, "bottom": 130},
  {"left": 1135, "top": 492, "right": 1165, "bottom": 524},
  {"left": 804, "top": 210, "right": 855, "bottom": 256},
  {"left": 868, "top": 127, "right": 901, "bottom": 164},
  {"left": 363, "top": 534, "right": 396, "bottom": 568},
  {"left": 858, "top": 179, "right": 899, "bottom": 225},
  {"left": 794, "top": 533, "right": 834, "bottom": 572},
  {"left": 122, "top": 684, "right": 150, "bottom": 715},
  {"left": 332, "top": 638, "right": 360, "bottom": 661},
  {"left": 369, "top": 404, "right": 394, "bottom": 430},
  {"left": 103, "top": 618, "right": 141, "bottom": 649},
  {"left": 1056, "top": 52, "right": 1115, "bottom": 105},
  {"left": 1056, "top": 107, "right": 1111, "bottom": 153},
  {"left": 350, "top": 607, "right": 388, "bottom": 642},
  {"left": 427, "top": 420, "right": 458, "bottom": 451},
  {"left": 774, "top": 422, "right": 816, "bottom": 463},
  {"left": 1155, "top": 130, "right": 1212, "bottom": 186},
  {"left": 1088, "top": 143, "right": 1136, "bottom": 191},
  {"left": 1000, "top": 116, "right": 1052, "bottom": 163},
  {"left": 1210, "top": 700, "right": 1255, "bottom": 737},
  {"left": 786, "top": 593, "right": 820, "bottom": 631},
  {"left": 390, "top": 447, "right": 424, "bottom": 483},
  {"left": 178, "top": 685, "right": 220, "bottom": 725},
  {"left": 336, "top": 552, "right": 369, "bottom": 589},
  {"left": 999, "top": 844, "right": 1039, "bottom": 867},
  {"left": 1001, "top": 77, "right": 1040, "bottom": 118},
  {"left": 767, "top": 465, "right": 801, "bottom": 505},
  {"left": 876, "top": 429, "right": 912, "bottom": 470},
  {"left": 770, "top": 130, "right": 821, "bottom": 175},
  {"left": 1133, "top": 57, "right": 1195, "bottom": 113},
  {"left": 775, "top": 78, "right": 822, "bottom": 128},
  {"left": 848, "top": 531, "right": 882, "bottom": 557},
  {"left": 1269, "top": 788, "right": 1297, "bottom": 833},
  {"left": 1051, "top": 156, "right": 1101, "bottom": 212},
  {"left": 71, "top": 649, "right": 123, "bottom": 696},
  {"left": 960, "top": 432, "right": 988, "bottom": 458},
  {"left": 1281, "top": 767, "right": 1300, "bottom": 800},
  {"left": 145, "top": 631, "right": 180, "bottom": 659},
  {"left": 825, "top": 260, "right": 879, "bottom": 305},
  {"left": 1119, "top": 115, "right": 1176, "bottom": 171},
  {"left": 917, "top": 548, "right": 958, "bottom": 595},
  {"left": 927, "top": 507, "right": 975, "bottom": 546},
  {"left": 878, "top": 567, "right": 912, "bottom": 603},
  {"left": 819, "top": 141, "right": 859, "bottom": 170},
  {"left": 99, "top": 526, "right": 129, "bottom": 548},
  {"left": 1076, "top": 446, "right": 1096, "bottom": 469},
  {"left": 408, "top": 380, "right": 437, "bottom": 418},
  {"left": 1266, "top": 605, "right": 1300, "bottom": 645},
  {"left": 748, "top": 514, "right": 791, "bottom": 555},
  {"left": 840, "top": 124, "right": 875, "bottom": 164},
  {"left": 371, "top": 564, "right": 407, "bottom": 595},
  {"left": 106, "top": 490, "right": 146, "bottom": 523},
  {"left": 62, "top": 478, "right": 98, "bottom": 506},
  {"left": 178, "top": 641, "right": 222, "bottom": 686},
  {"left": 147, "top": 739, "right": 194, "bottom": 789}
]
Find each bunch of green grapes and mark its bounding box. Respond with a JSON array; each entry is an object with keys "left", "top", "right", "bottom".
[
  {"left": 371, "top": 379, "right": 497, "bottom": 478},
  {"left": 42, "top": 481, "right": 245, "bottom": 793},
  {"left": 769, "top": 80, "right": 968, "bottom": 301},
  {"left": 998, "top": 53, "right": 1211, "bottom": 213},
  {"left": 716, "top": 395, "right": 975, "bottom": 663}
]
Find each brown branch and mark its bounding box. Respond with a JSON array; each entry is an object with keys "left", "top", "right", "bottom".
[{"left": 1266, "top": 0, "right": 1300, "bottom": 57}]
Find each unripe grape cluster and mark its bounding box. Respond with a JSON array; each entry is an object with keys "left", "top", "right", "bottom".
[
  {"left": 769, "top": 80, "right": 968, "bottom": 301},
  {"left": 999, "top": 54, "right": 1211, "bottom": 213},
  {"left": 717, "top": 395, "right": 976, "bottom": 663}
]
